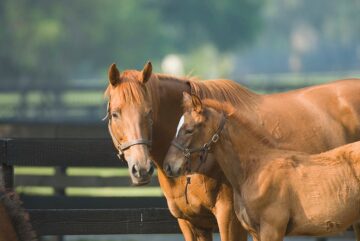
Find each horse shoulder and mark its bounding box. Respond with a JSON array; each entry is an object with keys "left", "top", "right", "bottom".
[{"left": 242, "top": 155, "right": 294, "bottom": 210}]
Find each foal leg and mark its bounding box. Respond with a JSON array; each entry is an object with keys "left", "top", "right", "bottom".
[
  {"left": 178, "top": 218, "right": 213, "bottom": 241},
  {"left": 353, "top": 222, "right": 360, "bottom": 241}
]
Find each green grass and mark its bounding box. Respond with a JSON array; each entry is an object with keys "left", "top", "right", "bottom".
[
  {"left": 15, "top": 167, "right": 55, "bottom": 175},
  {"left": 67, "top": 167, "right": 130, "bottom": 176},
  {"left": 14, "top": 166, "right": 161, "bottom": 196}
]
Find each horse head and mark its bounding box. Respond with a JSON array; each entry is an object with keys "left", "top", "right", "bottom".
[{"left": 104, "top": 61, "right": 156, "bottom": 185}]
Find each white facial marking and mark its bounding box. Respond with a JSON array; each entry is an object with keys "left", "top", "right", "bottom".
[{"left": 175, "top": 115, "right": 185, "bottom": 137}]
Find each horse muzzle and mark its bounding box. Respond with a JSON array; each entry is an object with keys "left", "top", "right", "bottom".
[{"left": 129, "top": 161, "right": 155, "bottom": 186}]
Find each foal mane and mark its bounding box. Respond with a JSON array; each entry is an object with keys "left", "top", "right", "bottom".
[
  {"left": 189, "top": 78, "right": 259, "bottom": 111},
  {"left": 202, "top": 99, "right": 277, "bottom": 148}
]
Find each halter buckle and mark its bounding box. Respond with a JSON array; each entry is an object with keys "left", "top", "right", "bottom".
[
  {"left": 212, "top": 133, "right": 219, "bottom": 143},
  {"left": 184, "top": 148, "right": 191, "bottom": 158},
  {"left": 203, "top": 143, "right": 210, "bottom": 151}
]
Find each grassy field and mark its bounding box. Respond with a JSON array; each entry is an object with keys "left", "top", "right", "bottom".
[{"left": 15, "top": 167, "right": 163, "bottom": 196}]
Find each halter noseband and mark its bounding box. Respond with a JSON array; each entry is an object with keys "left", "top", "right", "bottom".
[
  {"left": 104, "top": 102, "right": 153, "bottom": 161},
  {"left": 171, "top": 113, "right": 226, "bottom": 167}
]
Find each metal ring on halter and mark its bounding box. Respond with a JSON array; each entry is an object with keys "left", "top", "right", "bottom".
[
  {"left": 171, "top": 113, "right": 227, "bottom": 164},
  {"left": 211, "top": 133, "right": 219, "bottom": 143},
  {"left": 203, "top": 143, "right": 210, "bottom": 151},
  {"left": 184, "top": 148, "right": 191, "bottom": 158}
]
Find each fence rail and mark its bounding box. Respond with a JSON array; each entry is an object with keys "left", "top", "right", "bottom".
[
  {"left": 0, "top": 138, "right": 178, "bottom": 236},
  {"left": 0, "top": 137, "right": 356, "bottom": 239}
]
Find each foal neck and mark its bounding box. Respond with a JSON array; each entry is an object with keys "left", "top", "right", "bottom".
[{"left": 212, "top": 109, "right": 278, "bottom": 185}]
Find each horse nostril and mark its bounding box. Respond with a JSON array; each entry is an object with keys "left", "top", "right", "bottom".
[
  {"left": 148, "top": 163, "right": 155, "bottom": 175},
  {"left": 132, "top": 164, "right": 140, "bottom": 177}
]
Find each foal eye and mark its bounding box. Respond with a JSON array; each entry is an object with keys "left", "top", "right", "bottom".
[{"left": 185, "top": 129, "right": 194, "bottom": 135}]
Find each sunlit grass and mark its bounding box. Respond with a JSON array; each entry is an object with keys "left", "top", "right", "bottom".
[
  {"left": 15, "top": 186, "right": 163, "bottom": 197},
  {"left": 62, "top": 91, "right": 103, "bottom": 106},
  {"left": 66, "top": 187, "right": 162, "bottom": 197},
  {"left": 16, "top": 186, "right": 54, "bottom": 195},
  {"left": 14, "top": 166, "right": 160, "bottom": 196},
  {"left": 15, "top": 167, "right": 55, "bottom": 175},
  {"left": 66, "top": 167, "right": 129, "bottom": 176}
]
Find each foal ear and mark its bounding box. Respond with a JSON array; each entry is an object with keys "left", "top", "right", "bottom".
[
  {"left": 191, "top": 94, "right": 203, "bottom": 113},
  {"left": 183, "top": 92, "right": 193, "bottom": 111},
  {"left": 142, "top": 61, "right": 152, "bottom": 84},
  {"left": 108, "top": 63, "right": 121, "bottom": 86},
  {"left": 182, "top": 92, "right": 203, "bottom": 113}
]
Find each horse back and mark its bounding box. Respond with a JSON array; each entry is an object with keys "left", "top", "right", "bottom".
[{"left": 259, "top": 79, "right": 360, "bottom": 153}]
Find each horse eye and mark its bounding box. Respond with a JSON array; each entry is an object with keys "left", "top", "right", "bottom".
[{"left": 111, "top": 112, "right": 120, "bottom": 119}]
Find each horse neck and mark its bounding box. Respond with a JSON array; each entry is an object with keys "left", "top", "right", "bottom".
[
  {"left": 152, "top": 74, "right": 191, "bottom": 166},
  {"left": 212, "top": 111, "right": 278, "bottom": 188}
]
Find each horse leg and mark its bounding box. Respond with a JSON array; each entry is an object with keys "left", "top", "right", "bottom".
[
  {"left": 258, "top": 222, "right": 285, "bottom": 241},
  {"left": 178, "top": 218, "right": 196, "bottom": 241},
  {"left": 353, "top": 222, "right": 360, "bottom": 241},
  {"left": 215, "top": 201, "right": 247, "bottom": 241},
  {"left": 178, "top": 218, "right": 213, "bottom": 241}
]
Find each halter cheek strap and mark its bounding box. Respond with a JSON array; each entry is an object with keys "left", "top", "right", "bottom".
[
  {"left": 171, "top": 113, "right": 226, "bottom": 166},
  {"left": 105, "top": 102, "right": 153, "bottom": 161},
  {"left": 171, "top": 113, "right": 226, "bottom": 204}
]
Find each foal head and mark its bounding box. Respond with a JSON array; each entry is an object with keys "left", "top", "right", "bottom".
[
  {"left": 104, "top": 62, "right": 158, "bottom": 185},
  {"left": 164, "top": 92, "right": 228, "bottom": 177}
]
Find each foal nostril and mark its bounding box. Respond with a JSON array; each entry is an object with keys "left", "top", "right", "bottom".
[
  {"left": 148, "top": 163, "right": 155, "bottom": 176},
  {"left": 165, "top": 164, "right": 172, "bottom": 176},
  {"left": 131, "top": 164, "right": 140, "bottom": 177}
]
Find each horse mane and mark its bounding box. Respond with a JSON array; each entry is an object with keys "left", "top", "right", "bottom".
[
  {"left": 0, "top": 191, "right": 38, "bottom": 241},
  {"left": 0, "top": 168, "right": 37, "bottom": 241},
  {"left": 189, "top": 78, "right": 259, "bottom": 111},
  {"left": 202, "top": 99, "right": 277, "bottom": 148},
  {"left": 104, "top": 70, "right": 160, "bottom": 119},
  {"left": 104, "top": 70, "right": 258, "bottom": 121}
]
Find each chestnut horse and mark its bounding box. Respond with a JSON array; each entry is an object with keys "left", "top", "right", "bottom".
[
  {"left": 105, "top": 62, "right": 247, "bottom": 241},
  {"left": 0, "top": 173, "right": 37, "bottom": 241},
  {"left": 104, "top": 61, "right": 360, "bottom": 241},
  {"left": 165, "top": 93, "right": 360, "bottom": 241}
]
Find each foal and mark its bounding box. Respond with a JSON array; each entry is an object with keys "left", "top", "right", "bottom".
[{"left": 165, "top": 93, "right": 360, "bottom": 241}]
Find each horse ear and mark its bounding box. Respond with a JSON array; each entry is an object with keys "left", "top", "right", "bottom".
[
  {"left": 142, "top": 61, "right": 152, "bottom": 84},
  {"left": 108, "top": 63, "right": 121, "bottom": 86},
  {"left": 191, "top": 94, "right": 203, "bottom": 113}
]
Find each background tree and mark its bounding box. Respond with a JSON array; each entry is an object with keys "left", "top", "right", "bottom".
[{"left": 0, "top": 0, "right": 264, "bottom": 88}]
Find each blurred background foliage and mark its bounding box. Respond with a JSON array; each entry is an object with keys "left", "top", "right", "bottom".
[
  {"left": 0, "top": 0, "right": 263, "bottom": 88},
  {"left": 0, "top": 0, "right": 359, "bottom": 121}
]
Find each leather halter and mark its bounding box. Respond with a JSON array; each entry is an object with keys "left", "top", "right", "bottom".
[
  {"left": 171, "top": 113, "right": 227, "bottom": 166},
  {"left": 104, "top": 102, "right": 153, "bottom": 161},
  {"left": 171, "top": 113, "right": 226, "bottom": 204}
]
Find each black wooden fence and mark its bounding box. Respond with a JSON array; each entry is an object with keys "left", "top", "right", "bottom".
[
  {"left": 0, "top": 137, "right": 355, "bottom": 240},
  {"left": 0, "top": 138, "right": 180, "bottom": 236}
]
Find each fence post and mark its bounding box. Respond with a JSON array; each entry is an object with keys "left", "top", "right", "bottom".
[{"left": 1, "top": 164, "right": 14, "bottom": 191}]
